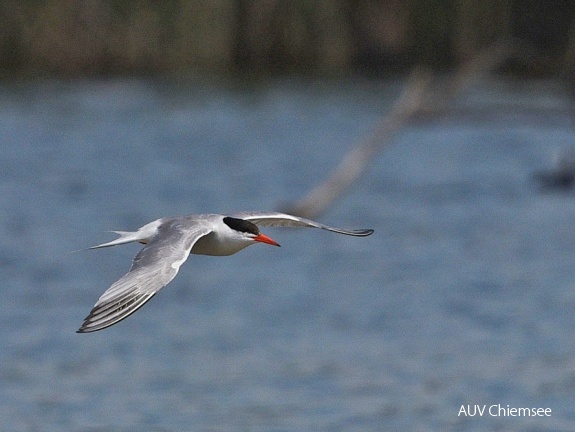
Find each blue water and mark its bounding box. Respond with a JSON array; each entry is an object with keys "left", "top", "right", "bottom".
[{"left": 1, "top": 77, "right": 575, "bottom": 431}]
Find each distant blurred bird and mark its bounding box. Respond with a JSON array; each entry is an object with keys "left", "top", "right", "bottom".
[
  {"left": 77, "top": 212, "right": 374, "bottom": 333},
  {"left": 534, "top": 147, "right": 575, "bottom": 191}
]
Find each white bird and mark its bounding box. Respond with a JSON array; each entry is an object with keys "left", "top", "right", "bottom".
[{"left": 77, "top": 212, "right": 374, "bottom": 333}]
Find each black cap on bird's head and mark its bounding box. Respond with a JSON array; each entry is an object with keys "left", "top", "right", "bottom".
[
  {"left": 223, "top": 217, "right": 259, "bottom": 235},
  {"left": 223, "top": 217, "right": 280, "bottom": 247}
]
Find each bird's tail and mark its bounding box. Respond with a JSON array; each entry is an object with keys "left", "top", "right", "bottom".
[
  {"left": 89, "top": 230, "right": 146, "bottom": 249},
  {"left": 87, "top": 218, "right": 164, "bottom": 250}
]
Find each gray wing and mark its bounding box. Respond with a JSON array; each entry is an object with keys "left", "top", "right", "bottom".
[
  {"left": 77, "top": 220, "right": 212, "bottom": 333},
  {"left": 233, "top": 211, "right": 374, "bottom": 237}
]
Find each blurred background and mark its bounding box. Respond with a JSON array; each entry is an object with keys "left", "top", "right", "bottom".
[
  {"left": 2, "top": 1, "right": 575, "bottom": 431},
  {"left": 0, "top": 0, "right": 574, "bottom": 78}
]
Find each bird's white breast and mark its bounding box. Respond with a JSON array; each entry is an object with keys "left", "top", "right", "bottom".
[{"left": 191, "top": 231, "right": 253, "bottom": 256}]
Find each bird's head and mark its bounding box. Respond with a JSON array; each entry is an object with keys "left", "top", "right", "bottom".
[{"left": 222, "top": 217, "right": 280, "bottom": 247}]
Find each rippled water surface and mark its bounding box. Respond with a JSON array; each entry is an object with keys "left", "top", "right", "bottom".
[{"left": 1, "top": 77, "right": 575, "bottom": 431}]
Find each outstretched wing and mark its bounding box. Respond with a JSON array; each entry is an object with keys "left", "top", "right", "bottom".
[
  {"left": 232, "top": 211, "right": 374, "bottom": 237},
  {"left": 77, "top": 221, "right": 212, "bottom": 333}
]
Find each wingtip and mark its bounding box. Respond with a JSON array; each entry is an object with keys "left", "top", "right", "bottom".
[
  {"left": 76, "top": 320, "right": 95, "bottom": 334},
  {"left": 76, "top": 292, "right": 157, "bottom": 334},
  {"left": 75, "top": 320, "right": 110, "bottom": 334},
  {"left": 350, "top": 228, "right": 374, "bottom": 237}
]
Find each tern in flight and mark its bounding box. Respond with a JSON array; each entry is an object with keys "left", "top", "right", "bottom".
[{"left": 77, "top": 212, "right": 373, "bottom": 333}]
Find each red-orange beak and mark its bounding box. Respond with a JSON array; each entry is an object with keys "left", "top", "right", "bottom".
[{"left": 253, "top": 233, "right": 281, "bottom": 247}]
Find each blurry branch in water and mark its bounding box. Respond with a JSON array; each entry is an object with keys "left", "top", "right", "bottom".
[
  {"left": 415, "top": 39, "right": 515, "bottom": 119},
  {"left": 284, "top": 41, "right": 516, "bottom": 219},
  {"left": 284, "top": 68, "right": 432, "bottom": 219}
]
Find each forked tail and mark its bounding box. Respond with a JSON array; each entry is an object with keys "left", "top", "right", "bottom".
[{"left": 89, "top": 218, "right": 164, "bottom": 249}]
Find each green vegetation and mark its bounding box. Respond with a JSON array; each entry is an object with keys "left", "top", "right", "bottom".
[{"left": 0, "top": 0, "right": 572, "bottom": 77}]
